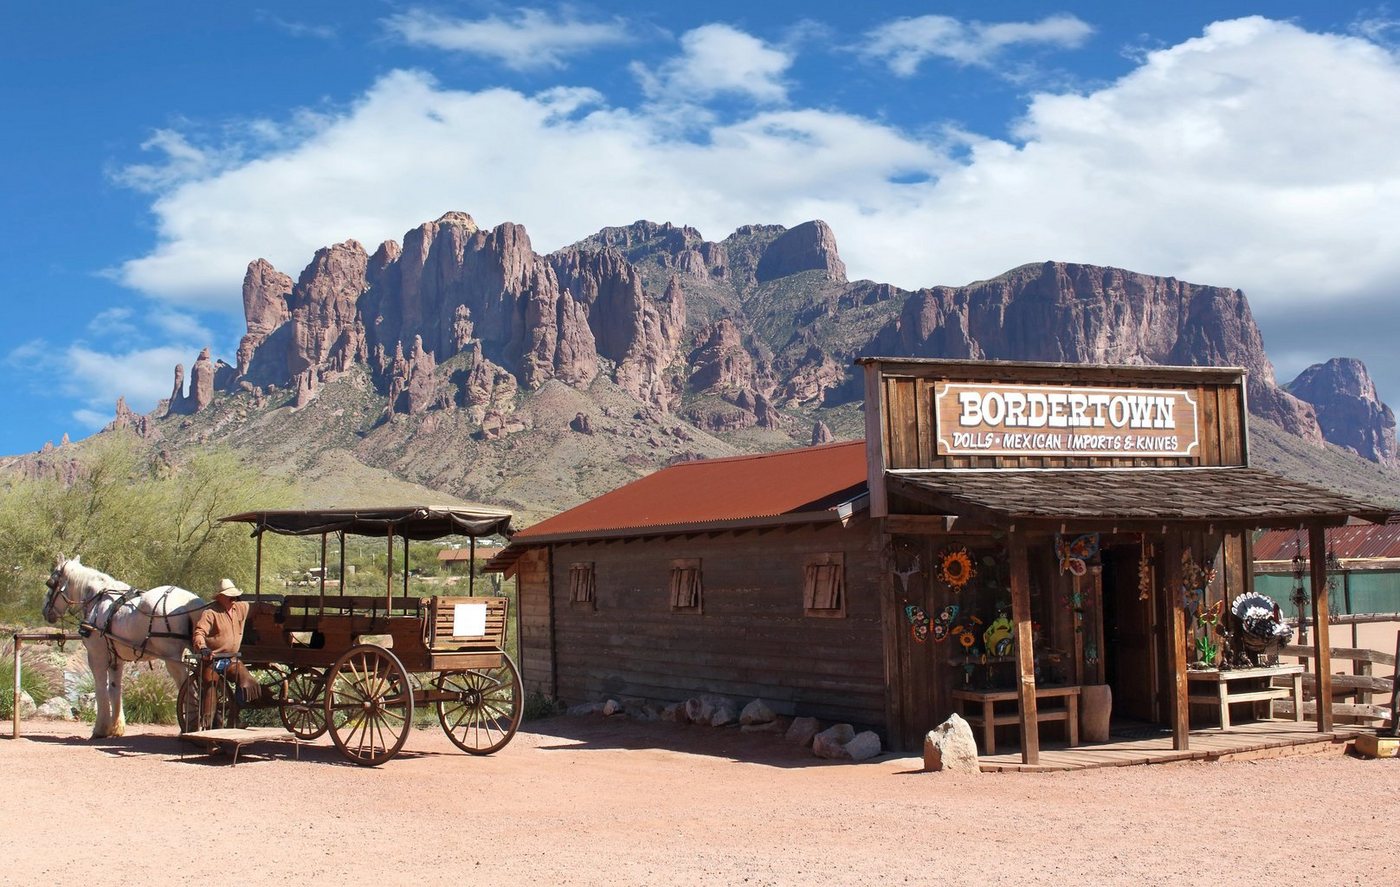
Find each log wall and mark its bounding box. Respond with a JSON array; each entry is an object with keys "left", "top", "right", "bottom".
[{"left": 538, "top": 520, "right": 887, "bottom": 728}]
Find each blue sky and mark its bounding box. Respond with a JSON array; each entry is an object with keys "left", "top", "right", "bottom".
[{"left": 4, "top": 2, "right": 1399, "bottom": 457}]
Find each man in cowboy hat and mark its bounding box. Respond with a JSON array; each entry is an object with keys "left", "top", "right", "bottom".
[{"left": 191, "top": 579, "right": 255, "bottom": 728}]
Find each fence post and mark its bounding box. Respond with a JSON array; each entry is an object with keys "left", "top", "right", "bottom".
[{"left": 11, "top": 635, "right": 21, "bottom": 739}]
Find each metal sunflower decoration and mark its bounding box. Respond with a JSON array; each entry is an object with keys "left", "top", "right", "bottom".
[{"left": 937, "top": 545, "right": 977, "bottom": 591}]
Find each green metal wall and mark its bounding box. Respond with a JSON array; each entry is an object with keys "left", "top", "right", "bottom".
[{"left": 1255, "top": 571, "right": 1400, "bottom": 616}]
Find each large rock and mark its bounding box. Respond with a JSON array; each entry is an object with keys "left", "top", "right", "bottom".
[
  {"left": 812, "top": 723, "right": 856, "bottom": 759},
  {"left": 756, "top": 220, "right": 847, "bottom": 283},
  {"left": 709, "top": 702, "right": 739, "bottom": 727},
  {"left": 1288, "top": 357, "right": 1398, "bottom": 465},
  {"left": 923, "top": 713, "right": 980, "bottom": 774},
  {"left": 845, "top": 731, "right": 883, "bottom": 762},
  {"left": 785, "top": 716, "right": 821, "bottom": 747},
  {"left": 739, "top": 699, "right": 776, "bottom": 726},
  {"left": 16, "top": 690, "right": 37, "bottom": 718},
  {"left": 37, "top": 697, "right": 75, "bottom": 720}
]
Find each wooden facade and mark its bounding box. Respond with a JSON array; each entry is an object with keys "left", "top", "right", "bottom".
[
  {"left": 862, "top": 358, "right": 1389, "bottom": 759},
  {"left": 496, "top": 359, "right": 1390, "bottom": 763},
  {"left": 513, "top": 519, "right": 886, "bottom": 726}
]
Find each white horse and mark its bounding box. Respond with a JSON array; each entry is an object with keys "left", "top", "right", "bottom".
[{"left": 41, "top": 555, "right": 206, "bottom": 738}]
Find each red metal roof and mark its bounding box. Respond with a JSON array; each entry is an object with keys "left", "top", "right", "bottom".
[
  {"left": 512, "top": 440, "right": 868, "bottom": 541},
  {"left": 1255, "top": 523, "right": 1400, "bottom": 563}
]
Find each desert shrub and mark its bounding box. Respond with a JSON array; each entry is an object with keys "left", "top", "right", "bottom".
[
  {"left": 0, "top": 433, "right": 299, "bottom": 623},
  {"left": 0, "top": 642, "right": 60, "bottom": 718},
  {"left": 122, "top": 668, "right": 178, "bottom": 725},
  {"left": 523, "top": 690, "right": 561, "bottom": 721}
]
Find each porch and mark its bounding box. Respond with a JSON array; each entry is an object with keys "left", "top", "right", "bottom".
[{"left": 975, "top": 719, "right": 1360, "bottom": 772}]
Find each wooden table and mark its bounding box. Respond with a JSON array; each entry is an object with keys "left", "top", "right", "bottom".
[
  {"left": 1186, "top": 665, "right": 1304, "bottom": 729},
  {"left": 950, "top": 685, "right": 1082, "bottom": 755}
]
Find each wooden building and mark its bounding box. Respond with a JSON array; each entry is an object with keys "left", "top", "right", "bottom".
[{"left": 492, "top": 359, "right": 1392, "bottom": 761}]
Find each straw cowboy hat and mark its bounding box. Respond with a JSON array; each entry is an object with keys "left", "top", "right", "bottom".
[{"left": 216, "top": 578, "right": 244, "bottom": 598}]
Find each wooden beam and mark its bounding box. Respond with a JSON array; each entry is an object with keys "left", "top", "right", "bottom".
[
  {"left": 864, "top": 363, "right": 888, "bottom": 518},
  {"left": 1309, "top": 524, "right": 1334, "bottom": 733},
  {"left": 1009, "top": 529, "right": 1040, "bottom": 765},
  {"left": 876, "top": 520, "right": 905, "bottom": 752},
  {"left": 1164, "top": 531, "right": 1189, "bottom": 750}
]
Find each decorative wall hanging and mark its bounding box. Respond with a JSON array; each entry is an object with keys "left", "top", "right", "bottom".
[
  {"left": 933, "top": 604, "right": 959, "bottom": 642},
  {"left": 982, "top": 612, "right": 1014, "bottom": 657},
  {"left": 893, "top": 554, "right": 921, "bottom": 595},
  {"left": 1138, "top": 538, "right": 1154, "bottom": 601},
  {"left": 937, "top": 546, "right": 977, "bottom": 590},
  {"left": 1056, "top": 533, "right": 1099, "bottom": 576},
  {"left": 904, "top": 604, "right": 930, "bottom": 643}
]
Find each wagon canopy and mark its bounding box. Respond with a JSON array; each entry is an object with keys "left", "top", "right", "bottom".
[{"left": 219, "top": 505, "right": 514, "bottom": 540}]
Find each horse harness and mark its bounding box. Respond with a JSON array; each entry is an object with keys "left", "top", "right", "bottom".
[{"left": 47, "top": 569, "right": 206, "bottom": 664}]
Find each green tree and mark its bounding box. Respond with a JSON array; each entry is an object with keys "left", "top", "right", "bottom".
[{"left": 0, "top": 432, "right": 299, "bottom": 623}]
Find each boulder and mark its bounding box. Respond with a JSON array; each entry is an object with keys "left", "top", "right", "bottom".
[
  {"left": 37, "top": 697, "right": 75, "bottom": 720},
  {"left": 845, "top": 731, "right": 883, "bottom": 762},
  {"left": 602, "top": 698, "right": 625, "bottom": 716},
  {"left": 567, "top": 702, "right": 605, "bottom": 717},
  {"left": 739, "top": 699, "right": 776, "bottom": 726},
  {"left": 813, "top": 724, "right": 856, "bottom": 759},
  {"left": 660, "top": 702, "right": 689, "bottom": 724},
  {"left": 741, "top": 720, "right": 786, "bottom": 734},
  {"left": 785, "top": 716, "right": 821, "bottom": 747},
  {"left": 923, "top": 713, "right": 980, "bottom": 774},
  {"left": 710, "top": 703, "right": 738, "bottom": 727},
  {"left": 683, "top": 697, "right": 713, "bottom": 724},
  {"left": 17, "top": 690, "right": 37, "bottom": 718}
]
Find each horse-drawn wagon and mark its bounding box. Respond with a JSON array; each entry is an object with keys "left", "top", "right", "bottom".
[{"left": 201, "top": 505, "right": 521, "bottom": 765}]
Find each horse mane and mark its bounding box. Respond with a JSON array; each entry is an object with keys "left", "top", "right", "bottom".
[{"left": 64, "top": 559, "right": 131, "bottom": 598}]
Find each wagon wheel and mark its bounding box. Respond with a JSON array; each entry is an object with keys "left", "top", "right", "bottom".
[
  {"left": 324, "top": 645, "right": 414, "bottom": 766},
  {"left": 177, "top": 671, "right": 231, "bottom": 733},
  {"left": 435, "top": 654, "right": 523, "bottom": 755},
  {"left": 279, "top": 667, "right": 329, "bottom": 740}
]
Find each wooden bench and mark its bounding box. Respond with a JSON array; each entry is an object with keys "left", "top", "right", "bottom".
[
  {"left": 179, "top": 727, "right": 299, "bottom": 766},
  {"left": 950, "top": 685, "right": 1081, "bottom": 755},
  {"left": 1186, "top": 665, "right": 1304, "bottom": 729}
]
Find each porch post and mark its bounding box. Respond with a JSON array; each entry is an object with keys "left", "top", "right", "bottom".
[
  {"left": 1009, "top": 529, "right": 1040, "bottom": 765},
  {"left": 1164, "top": 531, "right": 1189, "bottom": 750},
  {"left": 1308, "top": 524, "right": 1334, "bottom": 732}
]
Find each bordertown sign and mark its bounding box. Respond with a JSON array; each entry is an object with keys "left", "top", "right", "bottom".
[{"left": 933, "top": 382, "right": 1200, "bottom": 458}]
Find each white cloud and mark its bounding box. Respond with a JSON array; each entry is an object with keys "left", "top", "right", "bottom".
[
  {"left": 384, "top": 6, "right": 629, "bottom": 71},
  {"left": 634, "top": 24, "right": 793, "bottom": 104},
  {"left": 861, "top": 12, "right": 1094, "bottom": 76},
  {"left": 7, "top": 338, "right": 197, "bottom": 429},
  {"left": 111, "top": 17, "right": 1400, "bottom": 399}
]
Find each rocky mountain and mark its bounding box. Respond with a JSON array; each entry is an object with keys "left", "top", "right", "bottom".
[
  {"left": 1287, "top": 358, "right": 1398, "bottom": 465},
  {"left": 16, "top": 212, "right": 1395, "bottom": 519}
]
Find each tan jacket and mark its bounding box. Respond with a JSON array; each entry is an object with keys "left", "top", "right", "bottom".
[{"left": 192, "top": 601, "right": 249, "bottom": 656}]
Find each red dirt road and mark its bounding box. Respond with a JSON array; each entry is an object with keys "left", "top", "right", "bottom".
[{"left": 3, "top": 717, "right": 1396, "bottom": 886}]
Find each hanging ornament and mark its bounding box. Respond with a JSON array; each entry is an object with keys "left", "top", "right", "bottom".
[{"left": 937, "top": 545, "right": 977, "bottom": 590}]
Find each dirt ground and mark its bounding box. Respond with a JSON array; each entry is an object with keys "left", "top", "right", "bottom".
[{"left": 3, "top": 716, "right": 1397, "bottom": 887}]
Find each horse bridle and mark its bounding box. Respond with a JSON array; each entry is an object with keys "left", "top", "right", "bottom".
[{"left": 43, "top": 565, "right": 75, "bottom": 620}]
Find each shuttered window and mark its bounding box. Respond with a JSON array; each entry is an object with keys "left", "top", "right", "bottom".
[
  {"left": 669, "top": 559, "right": 702, "bottom": 612},
  {"left": 569, "top": 562, "right": 595, "bottom": 607},
  {"left": 804, "top": 553, "right": 846, "bottom": 618}
]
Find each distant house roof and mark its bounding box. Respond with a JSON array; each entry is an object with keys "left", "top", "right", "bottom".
[
  {"left": 488, "top": 441, "right": 868, "bottom": 568},
  {"left": 1255, "top": 522, "right": 1400, "bottom": 569},
  {"left": 437, "top": 547, "right": 502, "bottom": 563}
]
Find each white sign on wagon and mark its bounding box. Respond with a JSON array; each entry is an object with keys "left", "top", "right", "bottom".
[{"left": 452, "top": 602, "right": 487, "bottom": 637}]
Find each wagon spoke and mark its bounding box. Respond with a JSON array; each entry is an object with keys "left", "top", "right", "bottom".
[{"left": 436, "top": 658, "right": 522, "bottom": 756}]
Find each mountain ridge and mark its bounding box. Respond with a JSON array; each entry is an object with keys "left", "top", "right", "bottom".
[{"left": 9, "top": 212, "right": 1397, "bottom": 517}]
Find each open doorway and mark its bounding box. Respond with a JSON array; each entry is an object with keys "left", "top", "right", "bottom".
[{"left": 1101, "top": 544, "right": 1160, "bottom": 723}]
